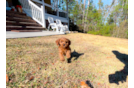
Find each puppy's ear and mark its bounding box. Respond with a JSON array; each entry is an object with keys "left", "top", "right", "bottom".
[
  {"left": 56, "top": 38, "right": 60, "bottom": 46},
  {"left": 68, "top": 39, "right": 71, "bottom": 45}
]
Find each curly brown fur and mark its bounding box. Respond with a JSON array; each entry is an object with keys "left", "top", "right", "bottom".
[{"left": 55, "top": 37, "right": 71, "bottom": 62}]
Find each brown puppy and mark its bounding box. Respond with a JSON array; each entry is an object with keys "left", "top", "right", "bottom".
[{"left": 56, "top": 37, "right": 71, "bottom": 62}]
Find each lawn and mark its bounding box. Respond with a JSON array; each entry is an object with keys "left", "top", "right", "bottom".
[{"left": 6, "top": 33, "right": 128, "bottom": 88}]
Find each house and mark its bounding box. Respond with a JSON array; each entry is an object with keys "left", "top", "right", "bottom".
[{"left": 6, "top": 0, "right": 69, "bottom": 32}]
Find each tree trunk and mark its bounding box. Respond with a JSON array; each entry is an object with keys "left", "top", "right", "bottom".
[
  {"left": 104, "top": 0, "right": 116, "bottom": 20},
  {"left": 66, "top": 0, "right": 69, "bottom": 29},
  {"left": 82, "top": 0, "right": 86, "bottom": 25},
  {"left": 84, "top": 0, "right": 90, "bottom": 33}
]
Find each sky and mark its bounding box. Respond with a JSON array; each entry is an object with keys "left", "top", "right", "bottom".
[
  {"left": 76, "top": 0, "right": 113, "bottom": 10},
  {"left": 93, "top": 0, "right": 113, "bottom": 9}
]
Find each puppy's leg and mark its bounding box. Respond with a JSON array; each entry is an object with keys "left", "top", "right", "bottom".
[
  {"left": 66, "top": 50, "right": 71, "bottom": 58},
  {"left": 59, "top": 52, "right": 65, "bottom": 61},
  {"left": 66, "top": 50, "right": 71, "bottom": 63}
]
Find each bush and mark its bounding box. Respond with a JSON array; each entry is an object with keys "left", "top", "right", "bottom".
[
  {"left": 87, "top": 24, "right": 114, "bottom": 37},
  {"left": 112, "top": 20, "right": 128, "bottom": 39}
]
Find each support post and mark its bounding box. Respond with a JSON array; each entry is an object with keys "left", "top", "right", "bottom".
[
  {"left": 41, "top": 0, "right": 46, "bottom": 28},
  {"left": 66, "top": 0, "right": 69, "bottom": 30},
  {"left": 57, "top": 9, "right": 59, "bottom": 17}
]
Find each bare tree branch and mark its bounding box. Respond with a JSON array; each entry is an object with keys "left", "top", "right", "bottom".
[
  {"left": 104, "top": 0, "right": 116, "bottom": 19},
  {"left": 84, "top": 0, "right": 90, "bottom": 32}
]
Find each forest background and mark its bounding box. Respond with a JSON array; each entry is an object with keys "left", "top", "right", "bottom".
[{"left": 57, "top": 0, "right": 128, "bottom": 38}]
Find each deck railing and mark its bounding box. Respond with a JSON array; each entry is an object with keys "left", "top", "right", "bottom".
[
  {"left": 32, "top": 0, "right": 68, "bottom": 18},
  {"left": 19, "top": 0, "right": 68, "bottom": 28},
  {"left": 19, "top": 0, "right": 46, "bottom": 27}
]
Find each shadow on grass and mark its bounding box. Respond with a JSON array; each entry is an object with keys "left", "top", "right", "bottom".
[
  {"left": 86, "top": 80, "right": 94, "bottom": 88},
  {"left": 67, "top": 50, "right": 84, "bottom": 63},
  {"left": 109, "top": 50, "right": 128, "bottom": 85}
]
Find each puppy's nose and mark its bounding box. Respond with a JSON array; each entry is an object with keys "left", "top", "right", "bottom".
[{"left": 63, "top": 44, "right": 65, "bottom": 46}]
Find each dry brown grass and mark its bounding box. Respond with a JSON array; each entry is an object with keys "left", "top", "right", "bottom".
[{"left": 6, "top": 33, "right": 128, "bottom": 88}]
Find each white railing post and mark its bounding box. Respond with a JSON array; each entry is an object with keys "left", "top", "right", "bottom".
[
  {"left": 57, "top": 9, "right": 59, "bottom": 17},
  {"left": 66, "top": 0, "right": 69, "bottom": 30},
  {"left": 41, "top": 0, "right": 46, "bottom": 28},
  {"left": 67, "top": 13, "right": 69, "bottom": 30},
  {"left": 19, "top": 0, "right": 69, "bottom": 29}
]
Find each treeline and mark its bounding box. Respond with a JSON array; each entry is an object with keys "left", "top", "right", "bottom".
[{"left": 67, "top": 0, "right": 128, "bottom": 39}]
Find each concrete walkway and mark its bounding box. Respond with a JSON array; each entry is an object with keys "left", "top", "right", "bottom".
[{"left": 6, "top": 31, "right": 65, "bottom": 39}]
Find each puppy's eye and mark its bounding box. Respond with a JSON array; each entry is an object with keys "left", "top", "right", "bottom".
[{"left": 66, "top": 42, "right": 68, "bottom": 43}]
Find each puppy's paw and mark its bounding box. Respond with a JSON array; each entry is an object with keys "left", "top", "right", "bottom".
[
  {"left": 67, "top": 58, "right": 71, "bottom": 63},
  {"left": 60, "top": 58, "right": 65, "bottom": 62},
  {"left": 61, "top": 60, "right": 65, "bottom": 62},
  {"left": 66, "top": 55, "right": 71, "bottom": 59}
]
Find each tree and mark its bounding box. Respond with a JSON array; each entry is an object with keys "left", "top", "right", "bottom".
[
  {"left": 107, "top": 13, "right": 114, "bottom": 25},
  {"left": 98, "top": 0, "right": 103, "bottom": 10},
  {"left": 67, "top": 0, "right": 128, "bottom": 38}
]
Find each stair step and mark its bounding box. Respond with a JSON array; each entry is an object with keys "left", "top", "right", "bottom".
[
  {"left": 11, "top": 30, "right": 42, "bottom": 32},
  {"left": 6, "top": 17, "right": 37, "bottom": 23},
  {"left": 6, "top": 11, "right": 26, "bottom": 16},
  {"left": 7, "top": 26, "right": 43, "bottom": 28},
  {"left": 6, "top": 21, "right": 16, "bottom": 23},
  {"left": 6, "top": 10, "right": 44, "bottom": 32},
  {"left": 6, "top": 21, "right": 38, "bottom": 24},
  {"left": 6, "top": 27, "right": 45, "bottom": 31},
  {"left": 6, "top": 16, "right": 32, "bottom": 21},
  {"left": 6, "top": 14, "right": 32, "bottom": 19},
  {"left": 6, "top": 22, "right": 42, "bottom": 27}
]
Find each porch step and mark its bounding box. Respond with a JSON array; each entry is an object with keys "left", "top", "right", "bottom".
[
  {"left": 6, "top": 11, "right": 26, "bottom": 16},
  {"left": 6, "top": 22, "right": 42, "bottom": 27},
  {"left": 6, "top": 10, "right": 45, "bottom": 31},
  {"left": 6, "top": 14, "right": 32, "bottom": 19},
  {"left": 6, "top": 26, "right": 45, "bottom": 31},
  {"left": 6, "top": 17, "right": 37, "bottom": 23},
  {"left": 11, "top": 30, "right": 42, "bottom": 32}
]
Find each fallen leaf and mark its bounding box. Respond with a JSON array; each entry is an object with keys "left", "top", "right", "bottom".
[
  {"left": 6, "top": 74, "right": 9, "bottom": 83},
  {"left": 80, "top": 81, "right": 86, "bottom": 85},
  {"left": 44, "top": 81, "right": 49, "bottom": 85},
  {"left": 80, "top": 81, "right": 90, "bottom": 88},
  {"left": 50, "top": 53, "right": 54, "bottom": 55},
  {"left": 97, "top": 83, "right": 101, "bottom": 85},
  {"left": 38, "top": 67, "right": 41, "bottom": 70},
  {"left": 29, "top": 76, "right": 34, "bottom": 81},
  {"left": 32, "top": 71, "right": 36, "bottom": 74},
  {"left": 26, "top": 73, "right": 34, "bottom": 81}
]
